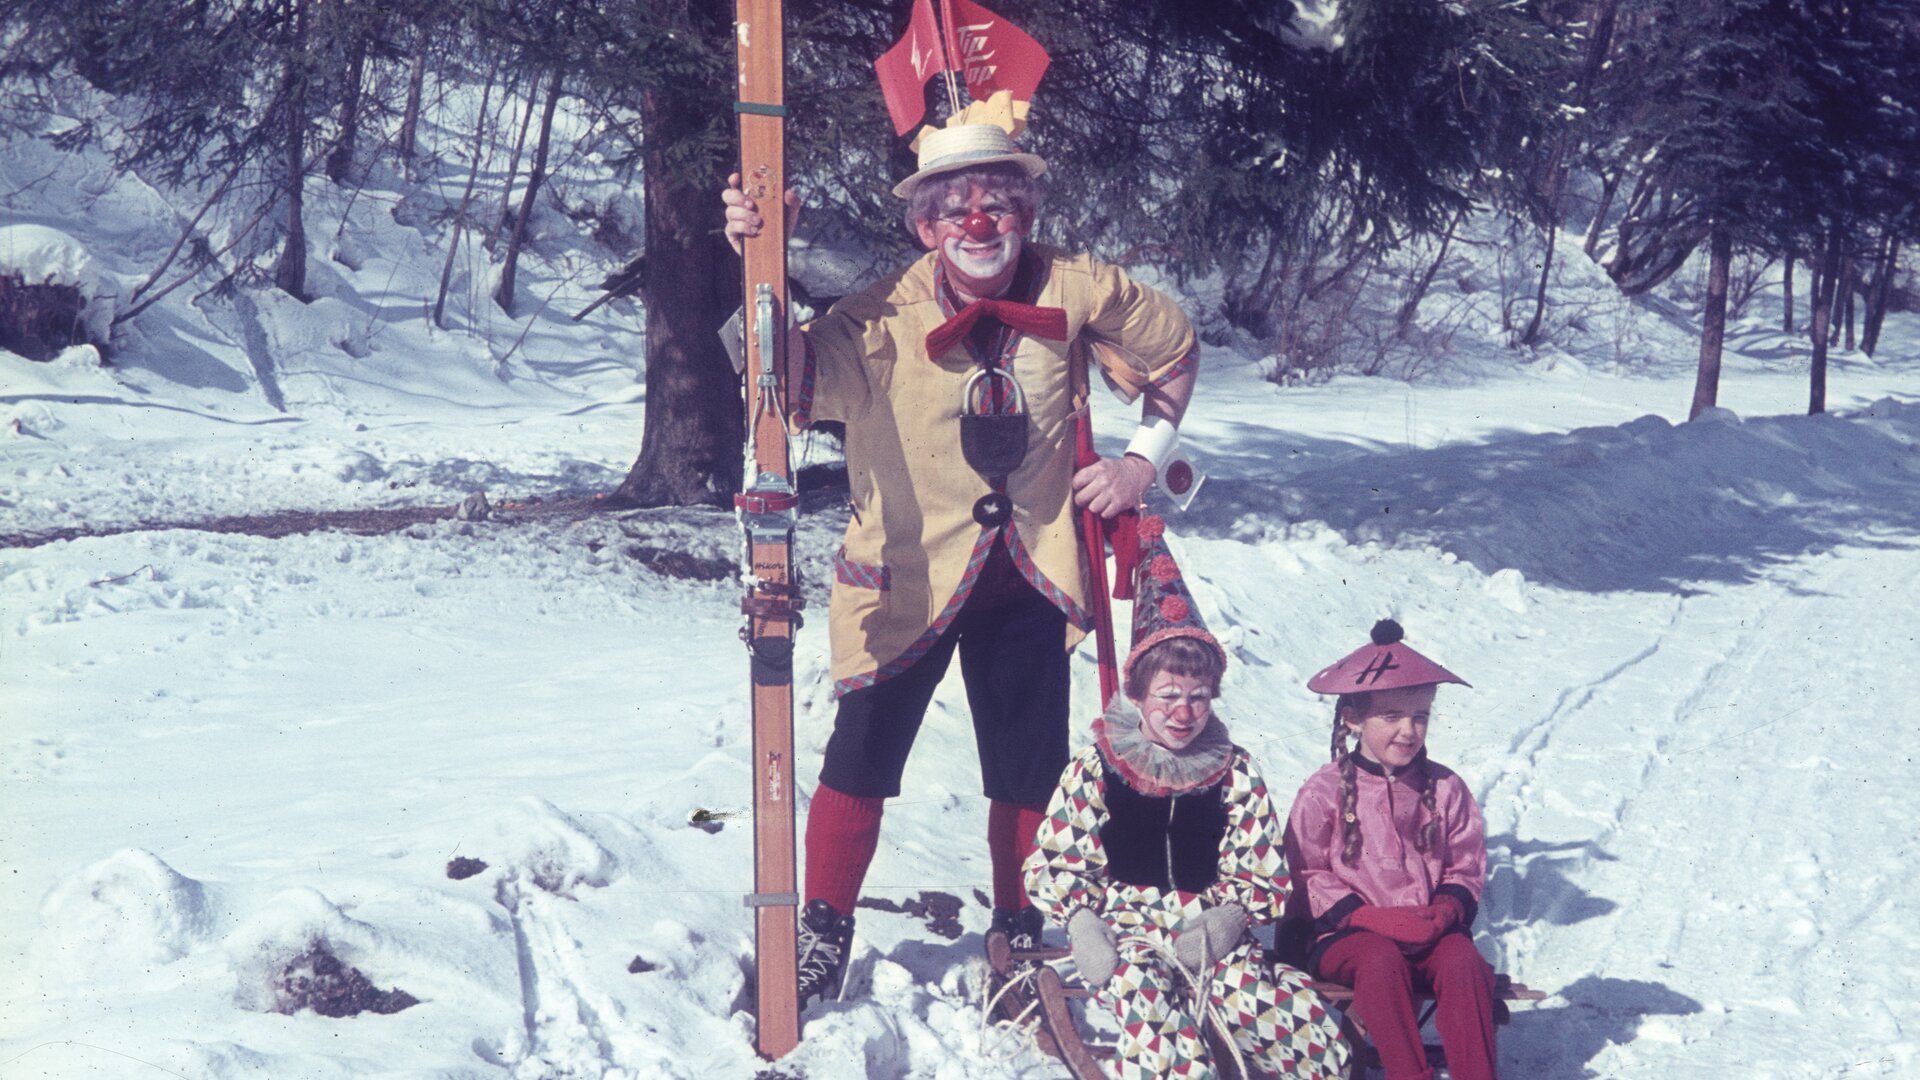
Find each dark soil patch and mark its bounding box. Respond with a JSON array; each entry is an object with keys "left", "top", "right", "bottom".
[
  {"left": 624, "top": 544, "right": 732, "bottom": 582},
  {"left": 2, "top": 504, "right": 458, "bottom": 549},
  {"left": 273, "top": 942, "right": 418, "bottom": 1018},
  {"left": 858, "top": 890, "right": 965, "bottom": 940},
  {"left": 2, "top": 494, "right": 640, "bottom": 549},
  {"left": 628, "top": 954, "right": 659, "bottom": 974},
  {"left": 0, "top": 273, "right": 101, "bottom": 362},
  {"left": 446, "top": 856, "right": 488, "bottom": 880}
]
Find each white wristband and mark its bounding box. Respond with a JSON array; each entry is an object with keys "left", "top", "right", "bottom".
[{"left": 1124, "top": 415, "right": 1179, "bottom": 481}]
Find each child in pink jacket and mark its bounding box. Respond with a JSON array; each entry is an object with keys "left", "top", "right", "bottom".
[{"left": 1284, "top": 620, "right": 1500, "bottom": 1080}]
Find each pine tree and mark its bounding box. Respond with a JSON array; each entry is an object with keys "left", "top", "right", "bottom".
[{"left": 1589, "top": 0, "right": 1920, "bottom": 415}]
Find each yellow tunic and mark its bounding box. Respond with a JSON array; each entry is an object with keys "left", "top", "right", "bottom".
[{"left": 798, "top": 245, "right": 1194, "bottom": 697}]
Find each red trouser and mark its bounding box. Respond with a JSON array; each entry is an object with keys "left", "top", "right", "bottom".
[{"left": 1318, "top": 930, "right": 1499, "bottom": 1080}]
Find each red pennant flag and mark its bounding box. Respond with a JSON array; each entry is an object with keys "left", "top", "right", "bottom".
[
  {"left": 942, "top": 0, "right": 1050, "bottom": 105},
  {"left": 873, "top": 0, "right": 947, "bottom": 135}
]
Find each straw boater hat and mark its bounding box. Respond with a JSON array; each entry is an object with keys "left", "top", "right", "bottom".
[
  {"left": 1306, "top": 619, "right": 1469, "bottom": 695},
  {"left": 1121, "top": 516, "right": 1228, "bottom": 687},
  {"left": 891, "top": 91, "right": 1048, "bottom": 200}
]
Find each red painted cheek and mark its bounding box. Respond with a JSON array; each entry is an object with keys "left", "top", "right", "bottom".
[{"left": 961, "top": 212, "right": 998, "bottom": 242}]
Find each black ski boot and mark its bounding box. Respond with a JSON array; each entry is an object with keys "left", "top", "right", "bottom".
[
  {"left": 796, "top": 899, "right": 855, "bottom": 1007},
  {"left": 989, "top": 905, "right": 1046, "bottom": 951},
  {"left": 984, "top": 905, "right": 1048, "bottom": 1026}
]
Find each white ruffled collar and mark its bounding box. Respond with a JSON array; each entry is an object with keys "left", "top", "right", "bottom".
[{"left": 1094, "top": 695, "right": 1235, "bottom": 797}]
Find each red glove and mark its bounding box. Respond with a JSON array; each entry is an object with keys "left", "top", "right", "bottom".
[
  {"left": 1425, "top": 894, "right": 1465, "bottom": 932},
  {"left": 1348, "top": 905, "right": 1444, "bottom": 947}
]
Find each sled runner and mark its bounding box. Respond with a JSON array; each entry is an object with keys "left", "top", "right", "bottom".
[
  {"left": 985, "top": 931, "right": 1544, "bottom": 1079},
  {"left": 985, "top": 932, "right": 1249, "bottom": 1080}
]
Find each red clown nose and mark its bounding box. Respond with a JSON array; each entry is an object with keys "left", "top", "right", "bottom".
[{"left": 961, "top": 212, "right": 998, "bottom": 241}]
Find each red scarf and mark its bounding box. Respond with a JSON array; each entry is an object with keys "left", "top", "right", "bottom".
[{"left": 925, "top": 298, "right": 1067, "bottom": 359}]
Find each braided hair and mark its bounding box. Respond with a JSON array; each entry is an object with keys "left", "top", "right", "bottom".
[
  {"left": 1331, "top": 694, "right": 1368, "bottom": 866},
  {"left": 1330, "top": 692, "right": 1442, "bottom": 865}
]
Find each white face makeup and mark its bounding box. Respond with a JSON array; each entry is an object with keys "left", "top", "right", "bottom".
[
  {"left": 1137, "top": 670, "right": 1214, "bottom": 751},
  {"left": 915, "top": 183, "right": 1028, "bottom": 299}
]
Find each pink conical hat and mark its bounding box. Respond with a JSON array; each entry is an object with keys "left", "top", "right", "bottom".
[
  {"left": 1306, "top": 619, "right": 1469, "bottom": 695},
  {"left": 1121, "top": 515, "right": 1226, "bottom": 687}
]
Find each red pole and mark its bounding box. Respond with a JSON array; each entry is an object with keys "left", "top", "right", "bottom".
[{"left": 1075, "top": 413, "right": 1119, "bottom": 708}]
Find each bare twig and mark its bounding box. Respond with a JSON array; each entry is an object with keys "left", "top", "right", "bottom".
[
  {"left": 498, "top": 264, "right": 587, "bottom": 367},
  {"left": 89, "top": 565, "right": 154, "bottom": 587},
  {"left": 128, "top": 163, "right": 243, "bottom": 307}
]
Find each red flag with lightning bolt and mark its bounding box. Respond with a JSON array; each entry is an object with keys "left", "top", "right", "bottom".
[
  {"left": 873, "top": 0, "right": 1050, "bottom": 136},
  {"left": 873, "top": 0, "right": 946, "bottom": 135}
]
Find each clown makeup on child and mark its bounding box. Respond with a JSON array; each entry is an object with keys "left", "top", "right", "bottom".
[
  {"left": 1024, "top": 517, "right": 1351, "bottom": 1080},
  {"left": 1131, "top": 635, "right": 1219, "bottom": 751}
]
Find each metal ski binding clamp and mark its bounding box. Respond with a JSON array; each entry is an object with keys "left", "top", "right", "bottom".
[{"left": 736, "top": 471, "right": 799, "bottom": 545}]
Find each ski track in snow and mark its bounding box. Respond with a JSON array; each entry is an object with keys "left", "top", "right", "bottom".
[
  {"left": 1491, "top": 544, "right": 1920, "bottom": 1079},
  {"left": 499, "top": 877, "right": 629, "bottom": 1079},
  {"left": 8, "top": 371, "right": 1920, "bottom": 1080},
  {"left": 7, "top": 102, "right": 1920, "bottom": 1078}
]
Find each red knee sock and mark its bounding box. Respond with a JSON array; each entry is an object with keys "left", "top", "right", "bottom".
[
  {"left": 987, "top": 800, "right": 1045, "bottom": 910},
  {"left": 804, "top": 784, "right": 885, "bottom": 916}
]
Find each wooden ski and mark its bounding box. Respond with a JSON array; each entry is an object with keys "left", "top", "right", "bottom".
[{"left": 734, "top": 0, "right": 801, "bottom": 1059}]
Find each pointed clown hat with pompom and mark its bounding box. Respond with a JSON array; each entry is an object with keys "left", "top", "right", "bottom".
[
  {"left": 1122, "top": 515, "right": 1228, "bottom": 686},
  {"left": 1306, "top": 619, "right": 1470, "bottom": 695}
]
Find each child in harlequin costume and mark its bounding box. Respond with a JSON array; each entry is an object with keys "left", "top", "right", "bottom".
[
  {"left": 1283, "top": 621, "right": 1500, "bottom": 1080},
  {"left": 1024, "top": 516, "right": 1351, "bottom": 1080}
]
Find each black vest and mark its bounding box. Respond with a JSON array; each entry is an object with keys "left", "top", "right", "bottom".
[{"left": 1099, "top": 753, "right": 1229, "bottom": 893}]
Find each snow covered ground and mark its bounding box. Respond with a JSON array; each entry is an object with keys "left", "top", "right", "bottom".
[{"left": 6, "top": 107, "right": 1920, "bottom": 1080}]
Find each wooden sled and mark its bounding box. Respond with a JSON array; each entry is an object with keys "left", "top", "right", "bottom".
[
  {"left": 985, "top": 931, "right": 1250, "bottom": 1080},
  {"left": 985, "top": 930, "right": 1545, "bottom": 1079}
]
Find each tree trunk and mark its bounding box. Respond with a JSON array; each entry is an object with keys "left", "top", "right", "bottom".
[
  {"left": 272, "top": 0, "right": 308, "bottom": 300},
  {"left": 611, "top": 80, "right": 742, "bottom": 508},
  {"left": 1689, "top": 224, "right": 1731, "bottom": 420},
  {"left": 1861, "top": 235, "right": 1897, "bottom": 356},
  {"left": 434, "top": 57, "right": 499, "bottom": 329},
  {"left": 1396, "top": 208, "right": 1461, "bottom": 337},
  {"left": 1782, "top": 251, "right": 1794, "bottom": 333},
  {"left": 397, "top": 32, "right": 428, "bottom": 160},
  {"left": 325, "top": 35, "right": 366, "bottom": 183},
  {"left": 1584, "top": 167, "right": 1621, "bottom": 259},
  {"left": 1842, "top": 258, "right": 1856, "bottom": 350},
  {"left": 1827, "top": 255, "right": 1848, "bottom": 347},
  {"left": 1521, "top": 215, "right": 1558, "bottom": 346},
  {"left": 1224, "top": 234, "right": 1284, "bottom": 339},
  {"left": 1808, "top": 230, "right": 1840, "bottom": 415},
  {"left": 490, "top": 81, "right": 537, "bottom": 252},
  {"left": 494, "top": 69, "right": 562, "bottom": 317},
  {"left": 1808, "top": 257, "right": 1822, "bottom": 338}
]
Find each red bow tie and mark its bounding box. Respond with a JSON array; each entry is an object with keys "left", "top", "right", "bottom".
[{"left": 926, "top": 299, "right": 1069, "bottom": 359}]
